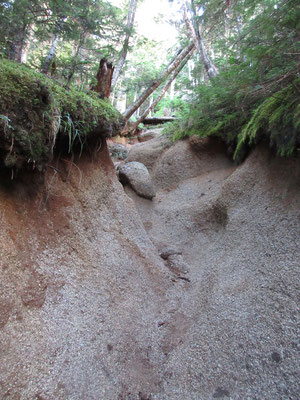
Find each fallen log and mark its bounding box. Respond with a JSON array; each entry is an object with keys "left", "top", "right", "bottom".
[{"left": 143, "top": 116, "right": 177, "bottom": 125}]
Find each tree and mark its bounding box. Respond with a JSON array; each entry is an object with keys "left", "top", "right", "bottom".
[
  {"left": 65, "top": 30, "right": 89, "bottom": 86},
  {"left": 41, "top": 16, "right": 66, "bottom": 74},
  {"left": 131, "top": 45, "right": 196, "bottom": 131},
  {"left": 123, "top": 42, "right": 195, "bottom": 121},
  {"left": 111, "top": 0, "right": 139, "bottom": 89},
  {"left": 0, "top": 0, "right": 41, "bottom": 62},
  {"left": 92, "top": 58, "right": 114, "bottom": 98},
  {"left": 183, "top": 0, "right": 218, "bottom": 78},
  {"left": 166, "top": 0, "right": 300, "bottom": 160},
  {"left": 61, "top": 0, "right": 123, "bottom": 85}
]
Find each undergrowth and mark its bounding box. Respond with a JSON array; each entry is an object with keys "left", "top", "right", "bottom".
[
  {"left": 235, "top": 79, "right": 300, "bottom": 159},
  {"left": 165, "top": 0, "right": 300, "bottom": 161},
  {"left": 166, "top": 73, "right": 300, "bottom": 162}
]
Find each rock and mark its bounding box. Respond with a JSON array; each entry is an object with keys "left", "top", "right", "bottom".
[
  {"left": 119, "top": 161, "right": 156, "bottom": 200},
  {"left": 152, "top": 138, "right": 232, "bottom": 190},
  {"left": 138, "top": 128, "right": 162, "bottom": 143},
  {"left": 1, "top": 135, "right": 300, "bottom": 400},
  {"left": 159, "top": 247, "right": 182, "bottom": 260},
  {"left": 166, "top": 254, "right": 189, "bottom": 275},
  {"left": 108, "top": 142, "right": 128, "bottom": 160},
  {"left": 126, "top": 134, "right": 172, "bottom": 172},
  {"left": 159, "top": 249, "right": 189, "bottom": 275},
  {"left": 168, "top": 254, "right": 189, "bottom": 274}
]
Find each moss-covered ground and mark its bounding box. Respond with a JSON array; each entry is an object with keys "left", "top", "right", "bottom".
[{"left": 0, "top": 59, "right": 123, "bottom": 172}]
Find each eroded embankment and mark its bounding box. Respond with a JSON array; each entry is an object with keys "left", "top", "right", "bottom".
[
  {"left": 123, "top": 135, "right": 300, "bottom": 399},
  {"left": 0, "top": 134, "right": 299, "bottom": 400},
  {"left": 0, "top": 142, "right": 181, "bottom": 399}
]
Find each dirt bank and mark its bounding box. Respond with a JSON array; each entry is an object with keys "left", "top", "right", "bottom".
[{"left": 0, "top": 136, "right": 299, "bottom": 399}]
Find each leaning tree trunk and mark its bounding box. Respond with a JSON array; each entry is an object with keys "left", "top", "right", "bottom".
[
  {"left": 184, "top": 1, "right": 218, "bottom": 79},
  {"left": 92, "top": 58, "right": 114, "bottom": 99},
  {"left": 111, "top": 0, "right": 138, "bottom": 90},
  {"left": 131, "top": 46, "right": 196, "bottom": 133},
  {"left": 123, "top": 42, "right": 195, "bottom": 122}
]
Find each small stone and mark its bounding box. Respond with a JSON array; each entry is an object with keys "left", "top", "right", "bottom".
[
  {"left": 138, "top": 128, "right": 162, "bottom": 143},
  {"left": 159, "top": 248, "right": 182, "bottom": 260},
  {"left": 271, "top": 351, "right": 281, "bottom": 363}
]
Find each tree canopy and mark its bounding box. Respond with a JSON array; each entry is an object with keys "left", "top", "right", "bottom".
[{"left": 0, "top": 0, "right": 299, "bottom": 158}]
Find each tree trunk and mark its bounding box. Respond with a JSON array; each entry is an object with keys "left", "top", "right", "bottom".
[
  {"left": 136, "top": 107, "right": 140, "bottom": 118},
  {"left": 7, "top": 0, "right": 29, "bottom": 62},
  {"left": 123, "top": 42, "right": 195, "bottom": 121},
  {"left": 170, "top": 79, "right": 175, "bottom": 100},
  {"left": 131, "top": 46, "right": 196, "bottom": 132},
  {"left": 92, "top": 58, "right": 114, "bottom": 99},
  {"left": 20, "top": 25, "right": 34, "bottom": 63},
  {"left": 41, "top": 33, "right": 60, "bottom": 74},
  {"left": 66, "top": 31, "right": 88, "bottom": 87},
  {"left": 41, "top": 18, "right": 64, "bottom": 74},
  {"left": 184, "top": 1, "right": 218, "bottom": 79},
  {"left": 148, "top": 94, "right": 154, "bottom": 117},
  {"left": 8, "top": 24, "right": 27, "bottom": 62},
  {"left": 111, "top": 0, "right": 138, "bottom": 90}
]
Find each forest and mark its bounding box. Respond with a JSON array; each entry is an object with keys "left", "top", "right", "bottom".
[
  {"left": 0, "top": 0, "right": 299, "bottom": 166},
  {"left": 0, "top": 2, "right": 299, "bottom": 399}
]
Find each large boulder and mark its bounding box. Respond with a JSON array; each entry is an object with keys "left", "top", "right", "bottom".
[{"left": 119, "top": 161, "right": 156, "bottom": 200}]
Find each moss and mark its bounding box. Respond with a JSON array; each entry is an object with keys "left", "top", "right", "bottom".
[{"left": 0, "top": 59, "right": 123, "bottom": 172}]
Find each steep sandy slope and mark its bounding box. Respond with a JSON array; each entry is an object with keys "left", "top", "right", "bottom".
[
  {"left": 124, "top": 136, "right": 300, "bottom": 399},
  {"left": 0, "top": 135, "right": 299, "bottom": 399},
  {"left": 0, "top": 143, "right": 181, "bottom": 400}
]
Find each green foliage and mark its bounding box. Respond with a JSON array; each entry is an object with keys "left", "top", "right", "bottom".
[
  {"left": 167, "top": 0, "right": 300, "bottom": 161},
  {"left": 166, "top": 70, "right": 300, "bottom": 161},
  {"left": 0, "top": 59, "right": 123, "bottom": 170},
  {"left": 154, "top": 96, "right": 189, "bottom": 117},
  {"left": 0, "top": 0, "right": 125, "bottom": 87},
  {"left": 120, "top": 38, "right": 165, "bottom": 94},
  {"left": 235, "top": 79, "right": 300, "bottom": 159}
]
